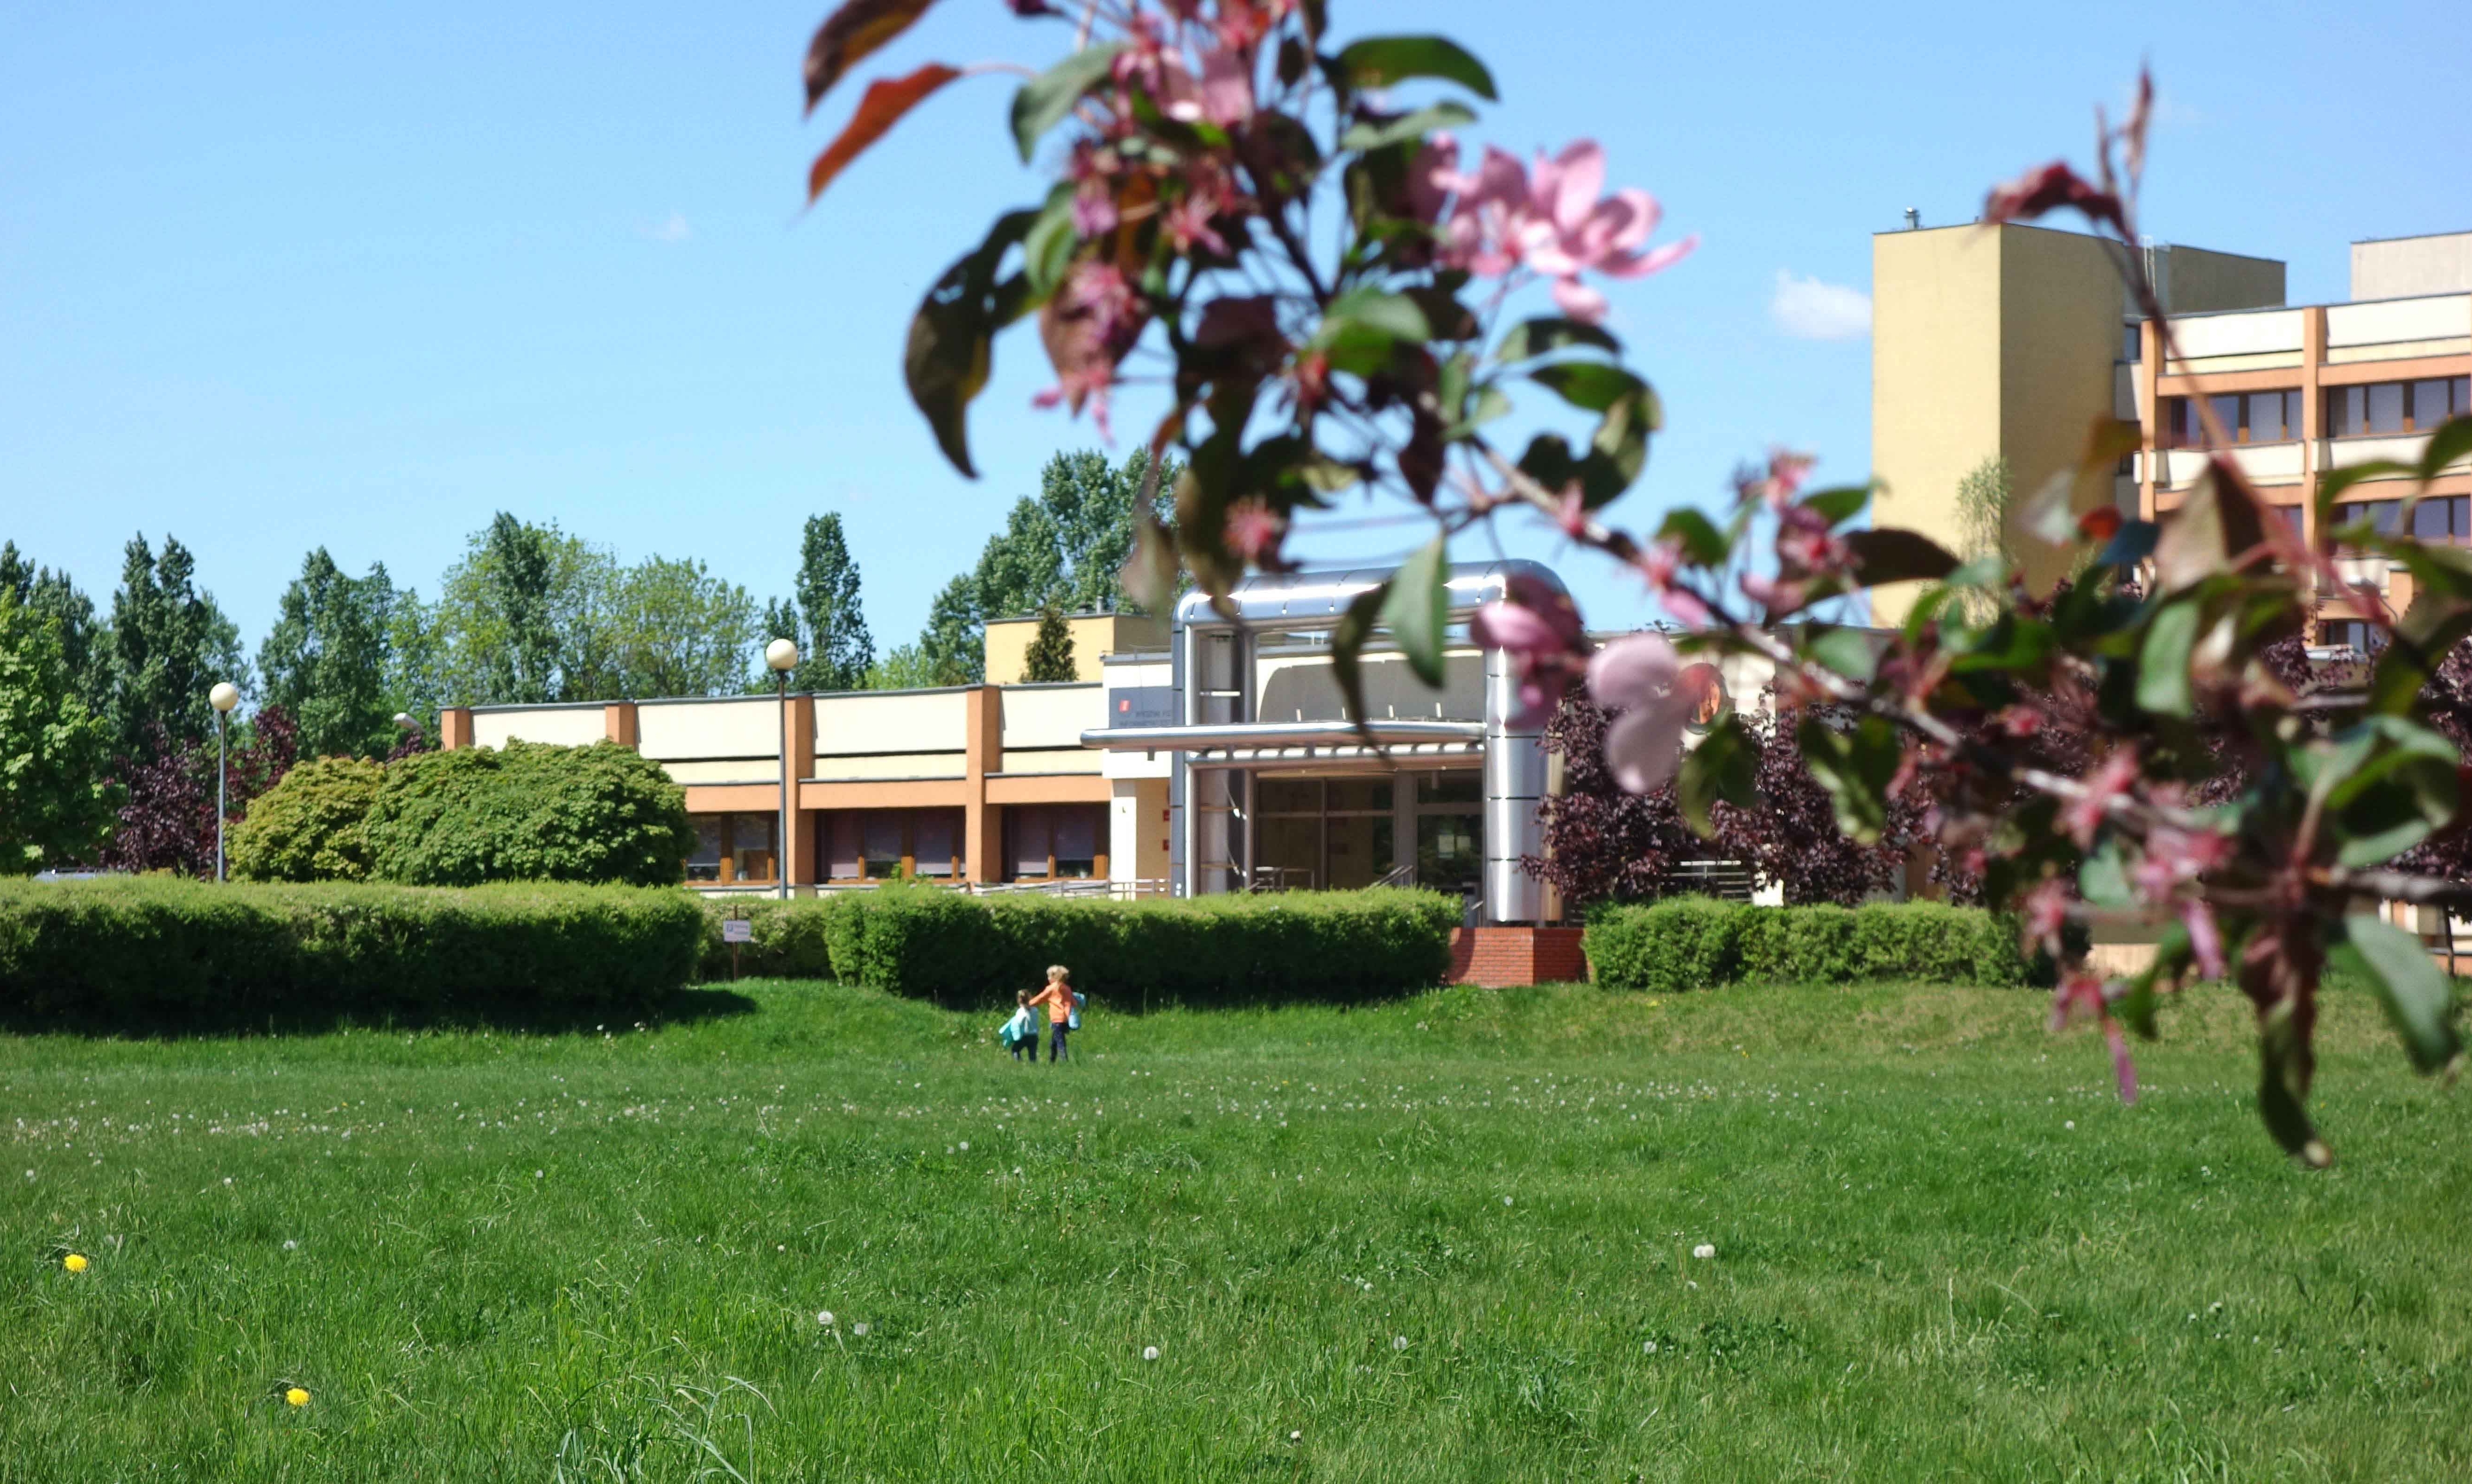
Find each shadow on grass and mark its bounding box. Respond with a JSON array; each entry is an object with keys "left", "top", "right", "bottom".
[{"left": 0, "top": 985, "right": 762, "bottom": 1041}]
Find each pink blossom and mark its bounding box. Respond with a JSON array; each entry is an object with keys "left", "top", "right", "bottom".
[
  {"left": 1033, "top": 260, "right": 1146, "bottom": 440},
  {"left": 2105, "top": 1018, "right": 2140, "bottom": 1104},
  {"left": 1067, "top": 142, "right": 1121, "bottom": 236},
  {"left": 2180, "top": 898, "right": 2226, "bottom": 980},
  {"left": 2022, "top": 879, "right": 2071, "bottom": 956},
  {"left": 1633, "top": 537, "right": 1710, "bottom": 627},
  {"left": 1434, "top": 141, "right": 1692, "bottom": 324},
  {"left": 1982, "top": 160, "right": 2124, "bottom": 234},
  {"left": 1587, "top": 634, "right": 1688, "bottom": 793},
  {"left": 1224, "top": 499, "right": 1285, "bottom": 565},
  {"left": 1471, "top": 575, "right": 1588, "bottom": 727},
  {"left": 2059, "top": 748, "right": 2140, "bottom": 847}
]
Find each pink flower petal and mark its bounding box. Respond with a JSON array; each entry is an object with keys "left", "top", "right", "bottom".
[
  {"left": 2105, "top": 1018, "right": 2140, "bottom": 1104},
  {"left": 1470, "top": 601, "right": 1568, "bottom": 658},
  {"left": 1603, "top": 697, "right": 1687, "bottom": 794},
  {"left": 1601, "top": 234, "right": 1699, "bottom": 280},
  {"left": 1552, "top": 277, "right": 1609, "bottom": 323},
  {"left": 1543, "top": 141, "right": 1605, "bottom": 234},
  {"left": 1586, "top": 633, "right": 1679, "bottom": 711}
]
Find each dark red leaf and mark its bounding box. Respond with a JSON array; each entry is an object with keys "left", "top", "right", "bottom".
[
  {"left": 807, "top": 63, "right": 964, "bottom": 202},
  {"left": 803, "top": 0, "right": 941, "bottom": 113}
]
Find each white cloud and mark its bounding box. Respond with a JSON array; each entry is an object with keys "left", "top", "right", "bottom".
[
  {"left": 641, "top": 212, "right": 692, "bottom": 244},
  {"left": 1769, "top": 270, "right": 1871, "bottom": 340}
]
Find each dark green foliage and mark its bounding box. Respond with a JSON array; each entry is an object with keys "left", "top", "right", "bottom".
[
  {"left": 229, "top": 756, "right": 385, "bottom": 882},
  {"left": 258, "top": 548, "right": 401, "bottom": 759},
  {"left": 0, "top": 586, "right": 119, "bottom": 874},
  {"left": 0, "top": 542, "right": 107, "bottom": 716},
  {"left": 698, "top": 884, "right": 1457, "bottom": 1007},
  {"left": 1585, "top": 897, "right": 2044, "bottom": 993},
  {"left": 1022, "top": 604, "right": 1077, "bottom": 682},
  {"left": 0, "top": 877, "right": 703, "bottom": 1017},
  {"left": 103, "top": 533, "right": 247, "bottom": 757},
  {"left": 364, "top": 741, "right": 694, "bottom": 887},
  {"left": 768, "top": 513, "right": 874, "bottom": 692}
]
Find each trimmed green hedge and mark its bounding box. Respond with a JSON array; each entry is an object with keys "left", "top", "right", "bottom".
[
  {"left": 0, "top": 877, "right": 705, "bottom": 1017},
  {"left": 364, "top": 741, "right": 695, "bottom": 888},
  {"left": 697, "top": 885, "right": 1458, "bottom": 1008},
  {"left": 1584, "top": 897, "right": 2051, "bottom": 992}
]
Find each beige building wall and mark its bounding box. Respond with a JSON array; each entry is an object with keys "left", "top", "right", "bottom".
[
  {"left": 2353, "top": 232, "right": 2472, "bottom": 301},
  {"left": 983, "top": 611, "right": 1168, "bottom": 684},
  {"left": 471, "top": 705, "right": 608, "bottom": 750},
  {"left": 1870, "top": 226, "right": 2283, "bottom": 627},
  {"left": 1255, "top": 649, "right": 1486, "bottom": 723}
]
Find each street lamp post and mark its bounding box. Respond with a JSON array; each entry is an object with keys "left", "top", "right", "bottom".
[
  {"left": 765, "top": 638, "right": 799, "bottom": 901},
  {"left": 209, "top": 682, "right": 241, "bottom": 881}
]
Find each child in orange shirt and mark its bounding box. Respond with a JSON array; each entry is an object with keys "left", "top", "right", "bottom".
[{"left": 1026, "top": 965, "right": 1079, "bottom": 1063}]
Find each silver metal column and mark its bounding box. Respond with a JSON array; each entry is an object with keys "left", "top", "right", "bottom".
[{"left": 1482, "top": 643, "right": 1549, "bottom": 924}]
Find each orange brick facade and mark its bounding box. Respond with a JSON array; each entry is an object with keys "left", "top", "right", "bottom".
[{"left": 1448, "top": 927, "right": 1588, "bottom": 987}]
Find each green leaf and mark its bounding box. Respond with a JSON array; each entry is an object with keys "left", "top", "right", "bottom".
[
  {"left": 1517, "top": 433, "right": 1576, "bottom": 491},
  {"left": 2077, "top": 840, "right": 2133, "bottom": 906},
  {"left": 1530, "top": 361, "right": 1645, "bottom": 413},
  {"left": 2323, "top": 714, "right": 2462, "bottom": 867},
  {"left": 1021, "top": 183, "right": 1078, "bottom": 299},
  {"left": 1677, "top": 713, "right": 1758, "bottom": 838},
  {"left": 1797, "top": 714, "right": 1899, "bottom": 845},
  {"left": 1844, "top": 528, "right": 1961, "bottom": 587},
  {"left": 2313, "top": 458, "right": 2415, "bottom": 530},
  {"left": 1380, "top": 533, "right": 1450, "bottom": 688},
  {"left": 2336, "top": 913, "right": 2462, "bottom": 1075},
  {"left": 1330, "top": 584, "right": 1387, "bottom": 735},
  {"left": 1310, "top": 287, "right": 1432, "bottom": 374},
  {"left": 1011, "top": 43, "right": 1127, "bottom": 161},
  {"left": 902, "top": 208, "right": 1039, "bottom": 478},
  {"left": 1494, "top": 316, "right": 1621, "bottom": 363},
  {"left": 2420, "top": 414, "right": 2472, "bottom": 481},
  {"left": 1800, "top": 484, "right": 1874, "bottom": 527},
  {"left": 1333, "top": 35, "right": 1498, "bottom": 100},
  {"left": 1656, "top": 509, "right": 1728, "bottom": 567},
  {"left": 2136, "top": 596, "right": 2203, "bottom": 719},
  {"left": 1337, "top": 100, "right": 1477, "bottom": 152},
  {"left": 2154, "top": 460, "right": 2267, "bottom": 596},
  {"left": 1803, "top": 624, "right": 1878, "bottom": 684}
]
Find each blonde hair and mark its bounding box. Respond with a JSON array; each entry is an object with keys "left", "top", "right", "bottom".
[{"left": 1046, "top": 965, "right": 1071, "bottom": 984}]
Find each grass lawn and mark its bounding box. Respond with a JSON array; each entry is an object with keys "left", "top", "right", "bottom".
[{"left": 3, "top": 976, "right": 2468, "bottom": 1481}]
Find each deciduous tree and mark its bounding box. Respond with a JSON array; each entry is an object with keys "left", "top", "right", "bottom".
[{"left": 0, "top": 587, "right": 118, "bottom": 873}]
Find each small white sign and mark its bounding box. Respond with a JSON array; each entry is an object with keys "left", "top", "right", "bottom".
[{"left": 722, "top": 918, "right": 753, "bottom": 944}]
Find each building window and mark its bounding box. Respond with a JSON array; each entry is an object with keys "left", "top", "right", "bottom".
[
  {"left": 2331, "top": 496, "right": 2470, "bottom": 542},
  {"left": 2318, "top": 620, "right": 2387, "bottom": 655},
  {"left": 686, "top": 812, "right": 777, "bottom": 884},
  {"left": 1256, "top": 777, "right": 1397, "bottom": 891},
  {"left": 822, "top": 808, "right": 965, "bottom": 882},
  {"left": 2327, "top": 377, "right": 2469, "bottom": 438},
  {"left": 2163, "top": 391, "right": 2300, "bottom": 448},
  {"left": 1005, "top": 803, "right": 1107, "bottom": 880},
  {"left": 2120, "top": 321, "right": 2142, "bottom": 362},
  {"left": 1413, "top": 770, "right": 1484, "bottom": 898}
]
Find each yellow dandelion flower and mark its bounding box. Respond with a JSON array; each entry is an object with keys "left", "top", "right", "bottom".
[
  {"left": 62, "top": 1253, "right": 88, "bottom": 1273},
  {"left": 285, "top": 1387, "right": 310, "bottom": 1407}
]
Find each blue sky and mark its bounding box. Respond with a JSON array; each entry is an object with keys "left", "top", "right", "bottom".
[{"left": 7, "top": 0, "right": 2470, "bottom": 662}]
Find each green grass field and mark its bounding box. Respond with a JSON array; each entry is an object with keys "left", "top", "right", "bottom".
[{"left": 4, "top": 977, "right": 2468, "bottom": 1481}]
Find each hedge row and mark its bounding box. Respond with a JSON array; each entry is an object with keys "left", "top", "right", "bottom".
[
  {"left": 0, "top": 877, "right": 705, "bottom": 1017},
  {"left": 1582, "top": 897, "right": 2053, "bottom": 992},
  {"left": 698, "top": 884, "right": 1459, "bottom": 1008}
]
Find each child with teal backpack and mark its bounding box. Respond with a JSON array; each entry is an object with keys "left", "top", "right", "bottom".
[{"left": 999, "top": 990, "right": 1038, "bottom": 1062}]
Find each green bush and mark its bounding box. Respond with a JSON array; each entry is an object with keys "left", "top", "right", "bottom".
[
  {"left": 696, "top": 884, "right": 1458, "bottom": 1008},
  {"left": 1586, "top": 897, "right": 2046, "bottom": 991},
  {"left": 0, "top": 877, "right": 704, "bottom": 1019},
  {"left": 364, "top": 740, "right": 694, "bottom": 887},
  {"left": 230, "top": 756, "right": 384, "bottom": 882}
]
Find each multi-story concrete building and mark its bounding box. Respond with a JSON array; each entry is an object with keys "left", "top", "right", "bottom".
[{"left": 1873, "top": 222, "right": 2472, "bottom": 640}]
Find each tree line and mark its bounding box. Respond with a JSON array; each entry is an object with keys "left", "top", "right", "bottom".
[{"left": 0, "top": 449, "right": 1175, "bottom": 876}]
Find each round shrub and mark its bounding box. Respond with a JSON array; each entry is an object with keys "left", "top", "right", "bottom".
[
  {"left": 230, "top": 756, "right": 383, "bottom": 882},
  {"left": 364, "top": 740, "right": 694, "bottom": 887}
]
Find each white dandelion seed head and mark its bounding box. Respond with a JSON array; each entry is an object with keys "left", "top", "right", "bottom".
[
  {"left": 1393, "top": 1336, "right": 1409, "bottom": 1351},
  {"left": 958, "top": 1141, "right": 969, "bottom": 1151},
  {"left": 281, "top": 1239, "right": 297, "bottom": 1251},
  {"left": 1643, "top": 1340, "right": 1658, "bottom": 1353},
  {"left": 1692, "top": 1243, "right": 1716, "bottom": 1260},
  {"left": 818, "top": 1310, "right": 835, "bottom": 1326},
  {"left": 2064, "top": 1120, "right": 2076, "bottom": 1130},
  {"left": 1142, "top": 1345, "right": 1160, "bottom": 1361},
  {"left": 852, "top": 1322, "right": 870, "bottom": 1336},
  {"left": 534, "top": 1169, "right": 544, "bottom": 1178},
  {"left": 1290, "top": 1430, "right": 1302, "bottom": 1442},
  {"left": 1502, "top": 1196, "right": 1513, "bottom": 1207},
  {"left": 223, "top": 1177, "right": 233, "bottom": 1185}
]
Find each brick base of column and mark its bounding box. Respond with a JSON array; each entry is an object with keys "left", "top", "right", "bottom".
[{"left": 1447, "top": 927, "right": 1588, "bottom": 987}]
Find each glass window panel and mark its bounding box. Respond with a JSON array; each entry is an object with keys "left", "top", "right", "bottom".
[
  {"left": 2414, "top": 379, "right": 2454, "bottom": 430},
  {"left": 687, "top": 817, "right": 723, "bottom": 882},
  {"left": 913, "top": 809, "right": 958, "bottom": 876},
  {"left": 2121, "top": 322, "right": 2141, "bottom": 362},
  {"left": 1417, "top": 770, "right": 1482, "bottom": 805},
  {"left": 2414, "top": 497, "right": 2452, "bottom": 538},
  {"left": 1257, "top": 816, "right": 1319, "bottom": 890},
  {"left": 732, "top": 812, "right": 777, "bottom": 883},
  {"left": 860, "top": 813, "right": 902, "bottom": 879},
  {"left": 1326, "top": 778, "right": 1393, "bottom": 813},
  {"left": 2326, "top": 386, "right": 2360, "bottom": 438},
  {"left": 2208, "top": 394, "right": 2242, "bottom": 440},
  {"left": 1010, "top": 806, "right": 1053, "bottom": 877},
  {"left": 1324, "top": 813, "right": 1394, "bottom": 890},
  {"left": 827, "top": 813, "right": 861, "bottom": 879},
  {"left": 1052, "top": 806, "right": 1099, "bottom": 877},
  {"left": 2246, "top": 391, "right": 2287, "bottom": 442},
  {"left": 1415, "top": 813, "right": 1483, "bottom": 895},
  {"left": 2275, "top": 504, "right": 2303, "bottom": 533},
  {"left": 2367, "top": 382, "right": 2406, "bottom": 434},
  {"left": 1256, "top": 778, "right": 1320, "bottom": 814},
  {"left": 2456, "top": 377, "right": 2470, "bottom": 413}
]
